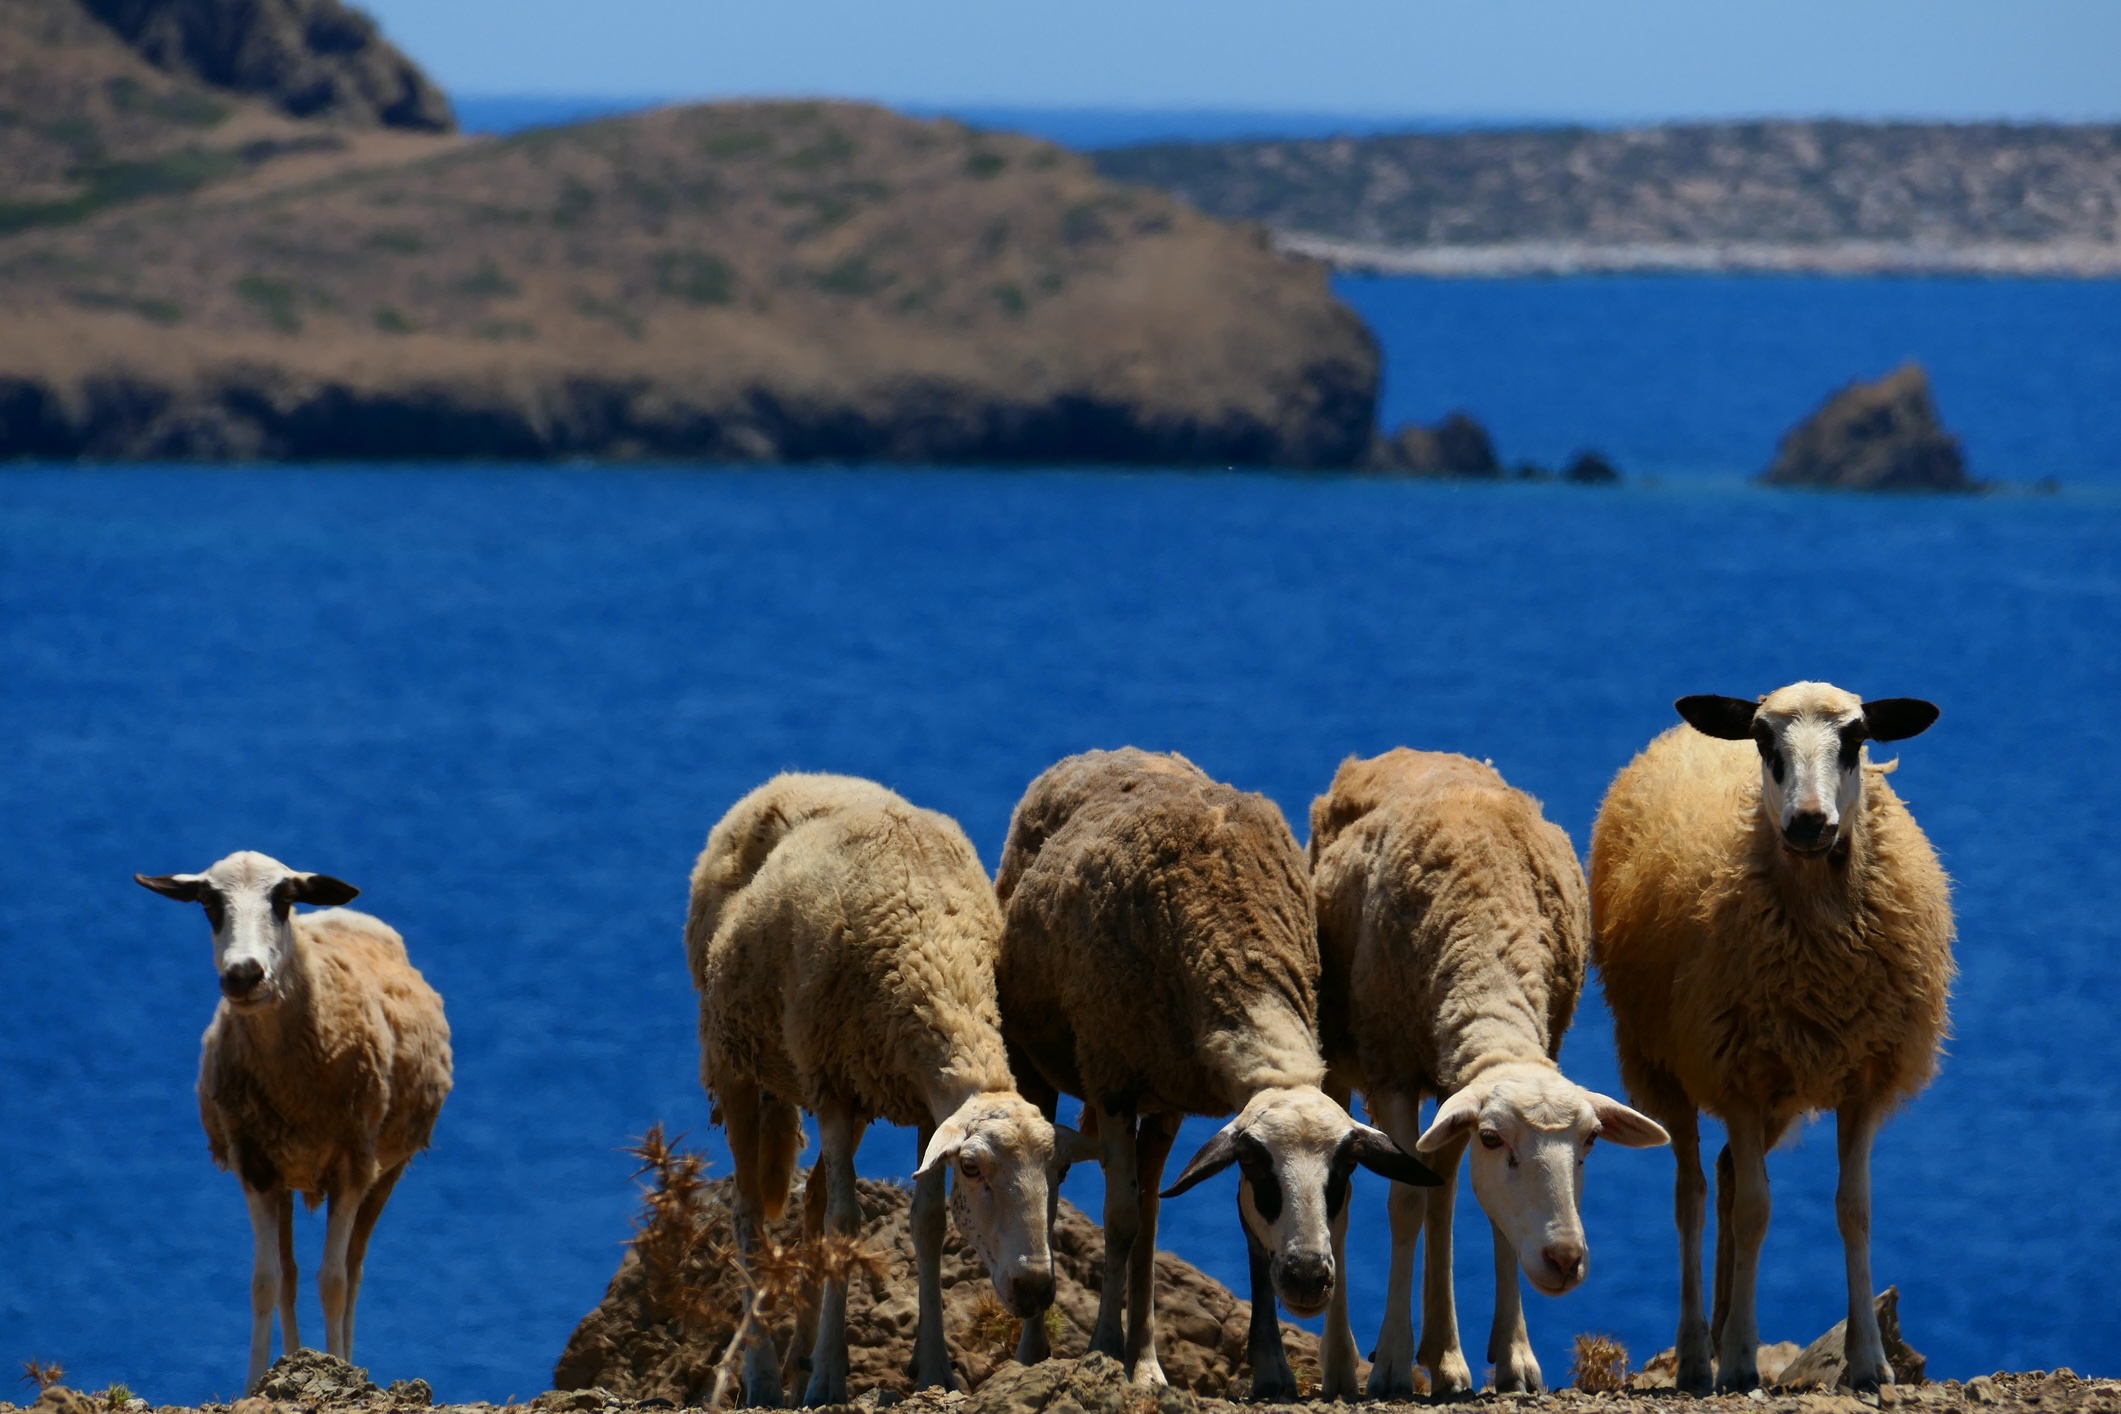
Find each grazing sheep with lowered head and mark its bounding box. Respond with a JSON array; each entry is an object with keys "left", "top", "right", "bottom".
[
  {"left": 136, "top": 852, "right": 452, "bottom": 1394},
  {"left": 1589, "top": 683, "right": 1953, "bottom": 1394},
  {"left": 996, "top": 748, "right": 1437, "bottom": 1396},
  {"left": 1310, "top": 750, "right": 1667, "bottom": 1396},
  {"left": 688, "top": 773, "right": 1090, "bottom": 1407}
]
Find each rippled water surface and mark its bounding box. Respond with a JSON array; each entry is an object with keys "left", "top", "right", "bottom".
[{"left": 3, "top": 278, "right": 2118, "bottom": 1401}]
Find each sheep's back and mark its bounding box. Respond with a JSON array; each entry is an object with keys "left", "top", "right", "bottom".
[
  {"left": 1313, "top": 750, "right": 1586, "bottom": 1095},
  {"left": 695, "top": 786, "right": 1011, "bottom": 1128},
  {"left": 998, "top": 753, "right": 1319, "bottom": 1115}
]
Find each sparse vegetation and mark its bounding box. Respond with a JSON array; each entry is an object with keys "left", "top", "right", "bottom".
[
  {"left": 1572, "top": 1332, "right": 1630, "bottom": 1392},
  {"left": 100, "top": 1383, "right": 134, "bottom": 1409},
  {"left": 234, "top": 275, "right": 301, "bottom": 332},
  {"left": 960, "top": 1290, "right": 1065, "bottom": 1358},
  {"left": 653, "top": 251, "right": 735, "bottom": 306},
  {"left": 815, "top": 256, "right": 892, "bottom": 297},
  {"left": 704, "top": 130, "right": 771, "bottom": 159},
  {"left": 988, "top": 281, "right": 1026, "bottom": 315},
  {"left": 965, "top": 151, "right": 1008, "bottom": 180},
  {"left": 782, "top": 129, "right": 856, "bottom": 171},
  {"left": 372, "top": 305, "right": 414, "bottom": 334},
  {"left": 364, "top": 228, "right": 427, "bottom": 255},
  {"left": 67, "top": 290, "right": 183, "bottom": 325},
  {"left": 456, "top": 259, "right": 521, "bottom": 299},
  {"left": 472, "top": 319, "right": 536, "bottom": 341}
]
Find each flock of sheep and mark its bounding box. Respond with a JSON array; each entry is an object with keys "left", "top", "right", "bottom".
[{"left": 136, "top": 680, "right": 1955, "bottom": 1405}]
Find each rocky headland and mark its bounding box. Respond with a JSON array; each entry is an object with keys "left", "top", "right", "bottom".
[
  {"left": 0, "top": 0, "right": 1375, "bottom": 464},
  {"left": 1097, "top": 122, "right": 2121, "bottom": 278}
]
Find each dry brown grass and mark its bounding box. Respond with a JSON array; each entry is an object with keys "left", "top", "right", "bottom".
[
  {"left": 19, "top": 1359, "right": 65, "bottom": 1393},
  {"left": 1572, "top": 1332, "right": 1631, "bottom": 1393}
]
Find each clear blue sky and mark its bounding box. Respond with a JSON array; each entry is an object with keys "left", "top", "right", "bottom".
[{"left": 361, "top": 0, "right": 2121, "bottom": 122}]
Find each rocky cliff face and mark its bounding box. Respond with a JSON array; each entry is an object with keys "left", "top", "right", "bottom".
[
  {"left": 0, "top": 98, "right": 1378, "bottom": 465},
  {"left": 1762, "top": 364, "right": 1974, "bottom": 492},
  {"left": 81, "top": 0, "right": 452, "bottom": 130}
]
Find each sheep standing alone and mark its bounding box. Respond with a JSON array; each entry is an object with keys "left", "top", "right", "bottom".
[
  {"left": 995, "top": 748, "right": 1436, "bottom": 1397},
  {"left": 135, "top": 852, "right": 452, "bottom": 1394},
  {"left": 1590, "top": 683, "right": 1953, "bottom": 1394},
  {"left": 688, "top": 773, "right": 1088, "bottom": 1407},
  {"left": 1309, "top": 750, "right": 1669, "bottom": 1396}
]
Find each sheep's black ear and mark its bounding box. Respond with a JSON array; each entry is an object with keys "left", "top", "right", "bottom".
[
  {"left": 286, "top": 873, "right": 360, "bottom": 906},
  {"left": 1675, "top": 695, "right": 1759, "bottom": 740},
  {"left": 1349, "top": 1125, "right": 1443, "bottom": 1187},
  {"left": 136, "top": 873, "right": 203, "bottom": 902},
  {"left": 1863, "top": 698, "right": 1939, "bottom": 742},
  {"left": 1160, "top": 1124, "right": 1241, "bottom": 1198}
]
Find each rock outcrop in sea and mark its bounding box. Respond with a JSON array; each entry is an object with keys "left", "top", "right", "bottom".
[
  {"left": 1368, "top": 411, "right": 1502, "bottom": 475},
  {"left": 1762, "top": 363, "right": 1975, "bottom": 491}
]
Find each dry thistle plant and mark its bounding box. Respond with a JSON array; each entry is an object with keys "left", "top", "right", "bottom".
[
  {"left": 20, "top": 1360, "right": 66, "bottom": 1393},
  {"left": 1571, "top": 1332, "right": 1630, "bottom": 1392},
  {"left": 702, "top": 1195, "right": 889, "bottom": 1410},
  {"left": 626, "top": 1123, "right": 719, "bottom": 1332}
]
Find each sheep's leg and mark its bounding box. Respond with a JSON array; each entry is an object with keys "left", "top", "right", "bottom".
[
  {"left": 782, "top": 1165, "right": 827, "bottom": 1396},
  {"left": 243, "top": 1187, "right": 284, "bottom": 1393},
  {"left": 1365, "top": 1173, "right": 1423, "bottom": 1398},
  {"left": 1321, "top": 1190, "right": 1360, "bottom": 1400},
  {"left": 1712, "top": 1143, "right": 1735, "bottom": 1351},
  {"left": 1418, "top": 1131, "right": 1474, "bottom": 1397},
  {"left": 909, "top": 1122, "right": 958, "bottom": 1392},
  {"left": 1087, "top": 1103, "right": 1139, "bottom": 1363},
  {"left": 342, "top": 1160, "right": 405, "bottom": 1367},
  {"left": 1713, "top": 1113, "right": 1771, "bottom": 1394},
  {"left": 1669, "top": 1107, "right": 1713, "bottom": 1395},
  {"left": 1486, "top": 1219, "right": 1542, "bottom": 1393},
  {"left": 275, "top": 1191, "right": 302, "bottom": 1359},
  {"left": 1836, "top": 1099, "right": 1893, "bottom": 1392},
  {"left": 319, "top": 1179, "right": 370, "bottom": 1363},
  {"left": 1123, "top": 1111, "right": 1178, "bottom": 1387},
  {"left": 803, "top": 1100, "right": 863, "bottom": 1407},
  {"left": 721, "top": 1081, "right": 785, "bottom": 1408},
  {"left": 1242, "top": 1202, "right": 1297, "bottom": 1399}
]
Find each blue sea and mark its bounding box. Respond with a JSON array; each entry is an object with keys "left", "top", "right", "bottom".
[{"left": 3, "top": 276, "right": 2118, "bottom": 1403}]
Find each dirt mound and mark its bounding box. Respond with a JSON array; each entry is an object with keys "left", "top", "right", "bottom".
[{"left": 554, "top": 1171, "right": 1324, "bottom": 1404}]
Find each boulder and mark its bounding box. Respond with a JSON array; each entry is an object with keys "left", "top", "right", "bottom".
[
  {"left": 1778, "top": 1285, "right": 1929, "bottom": 1390},
  {"left": 81, "top": 0, "right": 454, "bottom": 130},
  {"left": 554, "top": 1173, "right": 1324, "bottom": 1404},
  {"left": 1371, "top": 411, "right": 1502, "bottom": 476},
  {"left": 1762, "top": 364, "right": 1974, "bottom": 491}
]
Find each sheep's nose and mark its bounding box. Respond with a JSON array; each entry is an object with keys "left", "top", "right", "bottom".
[
  {"left": 1008, "top": 1268, "right": 1056, "bottom": 1316},
  {"left": 1277, "top": 1250, "right": 1334, "bottom": 1310},
  {"left": 221, "top": 959, "right": 264, "bottom": 998},
  {"left": 1784, "top": 811, "right": 1830, "bottom": 847},
  {"left": 1542, "top": 1242, "right": 1587, "bottom": 1287}
]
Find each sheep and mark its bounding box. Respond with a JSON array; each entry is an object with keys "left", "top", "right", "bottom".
[
  {"left": 134, "top": 852, "right": 452, "bottom": 1395},
  {"left": 1589, "top": 682, "right": 1953, "bottom": 1394},
  {"left": 687, "top": 772, "right": 1093, "bottom": 1407},
  {"left": 1308, "top": 749, "right": 1670, "bottom": 1397},
  {"left": 995, "top": 747, "right": 1438, "bottom": 1397}
]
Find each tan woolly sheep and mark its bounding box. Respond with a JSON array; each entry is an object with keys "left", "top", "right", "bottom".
[
  {"left": 995, "top": 748, "right": 1437, "bottom": 1396},
  {"left": 687, "top": 773, "right": 1091, "bottom": 1407},
  {"left": 1590, "top": 683, "right": 1954, "bottom": 1394},
  {"left": 1309, "top": 750, "right": 1668, "bottom": 1397},
  {"left": 135, "top": 852, "right": 452, "bottom": 1395}
]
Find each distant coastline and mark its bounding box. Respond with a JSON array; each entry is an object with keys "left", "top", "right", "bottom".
[{"left": 1276, "top": 232, "right": 2121, "bottom": 278}]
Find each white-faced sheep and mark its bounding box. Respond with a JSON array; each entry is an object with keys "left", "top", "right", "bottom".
[
  {"left": 995, "top": 748, "right": 1437, "bottom": 1396},
  {"left": 1309, "top": 749, "right": 1669, "bottom": 1397},
  {"left": 1589, "top": 683, "right": 1953, "bottom": 1394},
  {"left": 687, "top": 773, "right": 1091, "bottom": 1407},
  {"left": 135, "top": 852, "right": 453, "bottom": 1394}
]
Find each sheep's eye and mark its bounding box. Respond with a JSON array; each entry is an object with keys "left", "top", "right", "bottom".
[
  {"left": 958, "top": 1158, "right": 982, "bottom": 1182},
  {"left": 1478, "top": 1130, "right": 1504, "bottom": 1151},
  {"left": 1584, "top": 1133, "right": 1597, "bottom": 1151}
]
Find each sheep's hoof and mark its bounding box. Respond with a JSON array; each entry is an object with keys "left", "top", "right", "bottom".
[
  {"left": 1714, "top": 1366, "right": 1761, "bottom": 1396},
  {"left": 1250, "top": 1362, "right": 1299, "bottom": 1401},
  {"left": 1365, "top": 1359, "right": 1416, "bottom": 1400},
  {"left": 1848, "top": 1357, "right": 1896, "bottom": 1396}
]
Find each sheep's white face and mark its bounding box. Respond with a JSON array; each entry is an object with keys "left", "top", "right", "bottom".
[
  {"left": 1676, "top": 682, "right": 1940, "bottom": 859},
  {"left": 1163, "top": 1085, "right": 1439, "bottom": 1318},
  {"left": 1417, "top": 1062, "right": 1667, "bottom": 1297},
  {"left": 921, "top": 1092, "right": 1092, "bottom": 1318},
  {"left": 135, "top": 851, "right": 359, "bottom": 1011}
]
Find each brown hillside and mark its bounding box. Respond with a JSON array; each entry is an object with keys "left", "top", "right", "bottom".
[{"left": 0, "top": 22, "right": 1379, "bottom": 465}]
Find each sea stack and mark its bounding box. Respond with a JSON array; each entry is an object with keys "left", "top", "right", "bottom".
[{"left": 1761, "top": 363, "right": 1974, "bottom": 492}]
